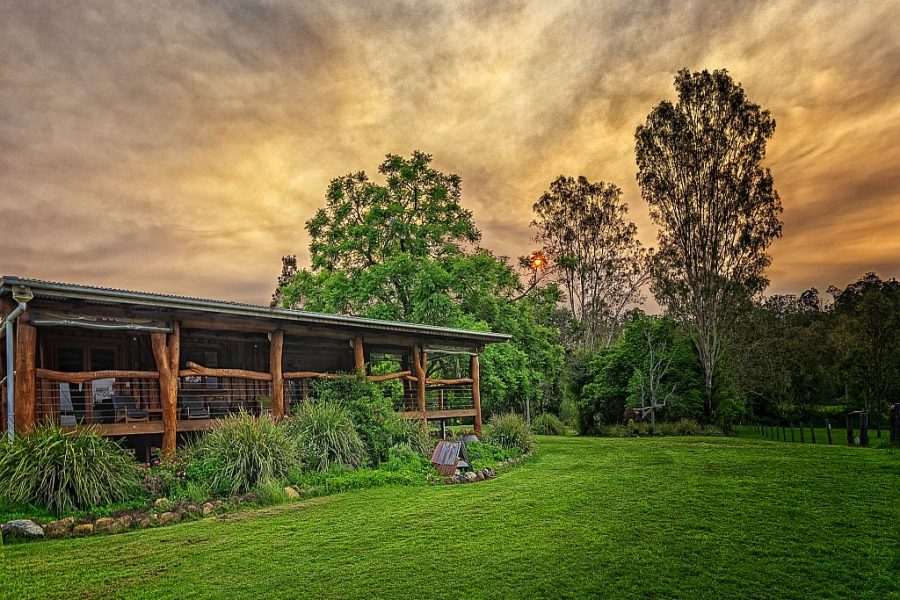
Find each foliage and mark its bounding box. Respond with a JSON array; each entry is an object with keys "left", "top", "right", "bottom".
[
  {"left": 484, "top": 413, "right": 536, "bottom": 453},
  {"left": 530, "top": 412, "right": 566, "bottom": 436},
  {"left": 0, "top": 425, "right": 141, "bottom": 516},
  {"left": 532, "top": 174, "right": 648, "bottom": 350},
  {"left": 599, "top": 418, "right": 716, "bottom": 437},
  {"left": 308, "top": 375, "right": 429, "bottom": 464},
  {"left": 286, "top": 400, "right": 367, "bottom": 472},
  {"left": 191, "top": 412, "right": 297, "bottom": 495},
  {"left": 274, "top": 152, "right": 566, "bottom": 424},
  {"left": 254, "top": 481, "right": 291, "bottom": 506},
  {"left": 464, "top": 440, "right": 521, "bottom": 470},
  {"left": 635, "top": 68, "right": 783, "bottom": 420},
  {"left": 575, "top": 314, "right": 704, "bottom": 434}
]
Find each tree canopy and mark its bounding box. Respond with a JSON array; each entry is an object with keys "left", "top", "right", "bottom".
[{"left": 635, "top": 68, "right": 783, "bottom": 420}]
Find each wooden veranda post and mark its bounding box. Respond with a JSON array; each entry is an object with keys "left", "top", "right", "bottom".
[
  {"left": 13, "top": 320, "right": 37, "bottom": 433},
  {"left": 353, "top": 336, "right": 365, "bottom": 375},
  {"left": 413, "top": 345, "right": 427, "bottom": 433},
  {"left": 271, "top": 329, "right": 284, "bottom": 418},
  {"left": 151, "top": 322, "right": 180, "bottom": 457},
  {"left": 471, "top": 354, "right": 482, "bottom": 437}
]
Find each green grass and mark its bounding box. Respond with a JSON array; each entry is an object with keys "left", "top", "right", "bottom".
[{"left": 2, "top": 436, "right": 898, "bottom": 599}]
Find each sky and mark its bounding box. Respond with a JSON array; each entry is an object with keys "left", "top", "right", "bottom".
[{"left": 1, "top": 0, "right": 899, "bottom": 305}]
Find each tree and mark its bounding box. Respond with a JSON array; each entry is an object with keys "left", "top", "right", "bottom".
[
  {"left": 275, "top": 151, "right": 565, "bottom": 420},
  {"left": 575, "top": 314, "right": 704, "bottom": 433},
  {"left": 532, "top": 175, "right": 648, "bottom": 350},
  {"left": 635, "top": 69, "right": 783, "bottom": 421},
  {"left": 829, "top": 273, "right": 900, "bottom": 434},
  {"left": 294, "top": 151, "right": 479, "bottom": 319},
  {"left": 628, "top": 329, "right": 677, "bottom": 427}
]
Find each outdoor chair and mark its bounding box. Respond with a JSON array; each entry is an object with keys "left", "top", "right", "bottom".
[
  {"left": 179, "top": 394, "right": 210, "bottom": 419},
  {"left": 59, "top": 383, "right": 77, "bottom": 427},
  {"left": 111, "top": 395, "right": 149, "bottom": 423}
]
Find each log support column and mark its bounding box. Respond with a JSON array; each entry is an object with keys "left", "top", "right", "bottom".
[
  {"left": 471, "top": 354, "right": 482, "bottom": 437},
  {"left": 271, "top": 329, "right": 284, "bottom": 418},
  {"left": 13, "top": 320, "right": 37, "bottom": 434},
  {"left": 151, "top": 322, "right": 180, "bottom": 457},
  {"left": 353, "top": 336, "right": 365, "bottom": 375},
  {"left": 413, "top": 345, "right": 428, "bottom": 434}
]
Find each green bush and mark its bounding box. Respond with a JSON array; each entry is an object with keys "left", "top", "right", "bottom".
[
  {"left": 464, "top": 440, "right": 520, "bottom": 470},
  {"left": 191, "top": 412, "right": 297, "bottom": 495},
  {"left": 286, "top": 401, "right": 367, "bottom": 471},
  {"left": 379, "top": 444, "right": 431, "bottom": 472},
  {"left": 674, "top": 418, "right": 703, "bottom": 436},
  {"left": 484, "top": 413, "right": 535, "bottom": 453},
  {"left": 254, "top": 481, "right": 290, "bottom": 506},
  {"left": 0, "top": 425, "right": 141, "bottom": 515},
  {"left": 531, "top": 413, "right": 566, "bottom": 436}
]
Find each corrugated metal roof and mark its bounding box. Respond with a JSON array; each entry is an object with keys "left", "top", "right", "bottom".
[{"left": 0, "top": 275, "right": 511, "bottom": 344}]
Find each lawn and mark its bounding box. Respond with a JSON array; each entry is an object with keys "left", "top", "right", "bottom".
[{"left": 1, "top": 436, "right": 897, "bottom": 599}]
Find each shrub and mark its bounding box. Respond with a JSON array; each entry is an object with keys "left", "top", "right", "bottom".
[
  {"left": 254, "top": 480, "right": 290, "bottom": 506},
  {"left": 0, "top": 425, "right": 141, "bottom": 515},
  {"left": 531, "top": 413, "right": 566, "bottom": 436},
  {"left": 674, "top": 418, "right": 703, "bottom": 436},
  {"left": 191, "top": 412, "right": 297, "bottom": 495},
  {"left": 379, "top": 444, "right": 431, "bottom": 472},
  {"left": 309, "top": 375, "right": 413, "bottom": 465},
  {"left": 484, "top": 413, "right": 535, "bottom": 454},
  {"left": 465, "top": 440, "right": 520, "bottom": 470},
  {"left": 286, "top": 401, "right": 367, "bottom": 471}
]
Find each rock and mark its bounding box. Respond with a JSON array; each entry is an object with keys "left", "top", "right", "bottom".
[
  {"left": 137, "top": 518, "right": 153, "bottom": 529},
  {"left": 186, "top": 504, "right": 202, "bottom": 517},
  {"left": 202, "top": 502, "right": 214, "bottom": 516},
  {"left": 113, "top": 516, "right": 133, "bottom": 532},
  {"left": 284, "top": 486, "right": 300, "bottom": 499},
  {"left": 44, "top": 517, "right": 76, "bottom": 539},
  {"left": 153, "top": 497, "right": 170, "bottom": 508},
  {"left": 484, "top": 467, "right": 496, "bottom": 478},
  {"left": 2, "top": 519, "right": 44, "bottom": 540},
  {"left": 476, "top": 471, "right": 485, "bottom": 481},
  {"left": 464, "top": 471, "right": 478, "bottom": 483},
  {"left": 158, "top": 511, "right": 181, "bottom": 525},
  {"left": 73, "top": 523, "right": 94, "bottom": 536},
  {"left": 94, "top": 517, "right": 116, "bottom": 533}
]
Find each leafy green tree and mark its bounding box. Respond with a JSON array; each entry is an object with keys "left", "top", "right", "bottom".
[
  {"left": 276, "top": 151, "right": 564, "bottom": 422},
  {"left": 575, "top": 314, "right": 704, "bottom": 433},
  {"left": 635, "top": 69, "right": 783, "bottom": 421},
  {"left": 532, "top": 175, "right": 648, "bottom": 350}
]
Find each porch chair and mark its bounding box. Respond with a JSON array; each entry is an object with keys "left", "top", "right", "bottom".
[
  {"left": 111, "top": 395, "right": 149, "bottom": 423},
  {"left": 59, "top": 383, "right": 77, "bottom": 427},
  {"left": 179, "top": 394, "right": 210, "bottom": 420}
]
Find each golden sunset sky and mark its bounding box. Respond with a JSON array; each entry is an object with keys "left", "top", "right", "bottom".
[{"left": 2, "top": 1, "right": 898, "bottom": 304}]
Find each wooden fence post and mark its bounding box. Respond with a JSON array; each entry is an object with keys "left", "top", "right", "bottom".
[
  {"left": 13, "top": 320, "right": 37, "bottom": 433},
  {"left": 151, "top": 323, "right": 179, "bottom": 458},
  {"left": 471, "top": 354, "right": 482, "bottom": 437},
  {"left": 270, "top": 329, "right": 284, "bottom": 419},
  {"left": 412, "top": 345, "right": 427, "bottom": 434},
  {"left": 809, "top": 421, "right": 816, "bottom": 444},
  {"left": 859, "top": 411, "right": 869, "bottom": 448},
  {"left": 353, "top": 336, "right": 365, "bottom": 375},
  {"left": 826, "top": 419, "right": 833, "bottom": 445},
  {"left": 846, "top": 414, "right": 854, "bottom": 446},
  {"left": 890, "top": 404, "right": 899, "bottom": 446},
  {"left": 790, "top": 424, "right": 795, "bottom": 443}
]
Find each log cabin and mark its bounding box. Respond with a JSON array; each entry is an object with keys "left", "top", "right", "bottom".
[{"left": 0, "top": 276, "right": 509, "bottom": 458}]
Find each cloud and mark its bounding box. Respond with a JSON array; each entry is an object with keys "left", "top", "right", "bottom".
[{"left": 0, "top": 0, "right": 897, "bottom": 304}]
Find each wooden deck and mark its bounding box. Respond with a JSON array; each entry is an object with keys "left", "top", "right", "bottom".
[{"left": 62, "top": 419, "right": 220, "bottom": 436}]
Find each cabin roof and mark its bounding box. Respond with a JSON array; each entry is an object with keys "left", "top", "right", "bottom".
[{"left": 0, "top": 275, "right": 511, "bottom": 345}]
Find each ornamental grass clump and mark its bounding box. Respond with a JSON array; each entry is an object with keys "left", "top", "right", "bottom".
[
  {"left": 286, "top": 401, "right": 367, "bottom": 471},
  {"left": 0, "top": 425, "right": 142, "bottom": 515},
  {"left": 191, "top": 411, "right": 297, "bottom": 495},
  {"left": 485, "top": 413, "right": 535, "bottom": 454},
  {"left": 530, "top": 413, "right": 566, "bottom": 436}
]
